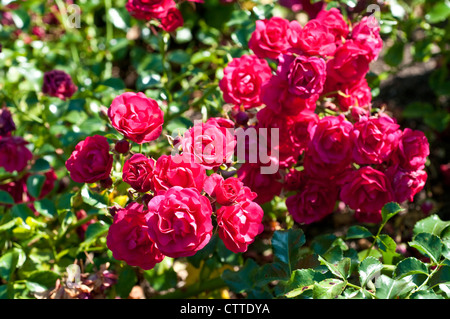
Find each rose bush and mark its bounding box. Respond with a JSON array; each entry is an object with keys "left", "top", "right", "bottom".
[{"left": 0, "top": 0, "right": 443, "bottom": 301}]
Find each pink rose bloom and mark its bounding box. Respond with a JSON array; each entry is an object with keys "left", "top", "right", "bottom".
[
  {"left": 386, "top": 165, "right": 427, "bottom": 203},
  {"left": 283, "top": 168, "right": 303, "bottom": 191},
  {"left": 304, "top": 115, "right": 353, "bottom": 178},
  {"left": 106, "top": 202, "right": 165, "bottom": 270},
  {"left": 42, "top": 70, "right": 77, "bottom": 101},
  {"left": 326, "top": 40, "right": 371, "bottom": 84},
  {"left": 286, "top": 179, "right": 339, "bottom": 224},
  {"left": 336, "top": 78, "right": 372, "bottom": 111},
  {"left": 181, "top": 121, "right": 236, "bottom": 169},
  {"left": 122, "top": 153, "right": 156, "bottom": 193},
  {"left": 146, "top": 186, "right": 213, "bottom": 258},
  {"left": 289, "top": 110, "right": 319, "bottom": 154},
  {"left": 203, "top": 174, "right": 257, "bottom": 205},
  {"left": 351, "top": 16, "right": 383, "bottom": 61},
  {"left": 160, "top": 7, "right": 183, "bottom": 32},
  {"left": 152, "top": 154, "right": 207, "bottom": 194},
  {"left": 205, "top": 117, "right": 235, "bottom": 129},
  {"left": 351, "top": 114, "right": 402, "bottom": 165},
  {"left": 237, "top": 163, "right": 283, "bottom": 204},
  {"left": 277, "top": 54, "right": 327, "bottom": 99},
  {"left": 125, "top": 0, "right": 176, "bottom": 20},
  {"left": 248, "top": 17, "right": 295, "bottom": 60},
  {"left": 394, "top": 128, "right": 430, "bottom": 170},
  {"left": 65, "top": 135, "right": 113, "bottom": 184},
  {"left": 219, "top": 54, "right": 272, "bottom": 109},
  {"left": 316, "top": 8, "right": 349, "bottom": 43},
  {"left": 261, "top": 75, "right": 318, "bottom": 115},
  {"left": 290, "top": 20, "right": 336, "bottom": 57},
  {"left": 108, "top": 92, "right": 164, "bottom": 144},
  {"left": 217, "top": 200, "right": 264, "bottom": 253},
  {"left": 340, "top": 166, "right": 394, "bottom": 223},
  {"left": 0, "top": 136, "right": 33, "bottom": 173}
]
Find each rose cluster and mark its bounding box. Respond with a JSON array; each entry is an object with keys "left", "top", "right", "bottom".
[
  {"left": 218, "top": 8, "right": 429, "bottom": 224},
  {"left": 125, "top": 0, "right": 203, "bottom": 32},
  {"left": 0, "top": 106, "right": 58, "bottom": 211},
  {"left": 65, "top": 91, "right": 264, "bottom": 270}
]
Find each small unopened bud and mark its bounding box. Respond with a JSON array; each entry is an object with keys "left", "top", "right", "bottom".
[
  {"left": 0, "top": 107, "right": 16, "bottom": 137},
  {"left": 234, "top": 111, "right": 249, "bottom": 126},
  {"left": 100, "top": 176, "right": 113, "bottom": 189},
  {"left": 115, "top": 139, "right": 130, "bottom": 154}
]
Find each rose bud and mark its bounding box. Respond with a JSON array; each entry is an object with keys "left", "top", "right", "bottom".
[
  {"left": 0, "top": 107, "right": 16, "bottom": 137},
  {"left": 115, "top": 139, "right": 130, "bottom": 154},
  {"left": 42, "top": 70, "right": 78, "bottom": 100}
]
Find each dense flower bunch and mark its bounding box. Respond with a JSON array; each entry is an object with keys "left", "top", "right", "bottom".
[
  {"left": 0, "top": 106, "right": 58, "bottom": 211},
  {"left": 125, "top": 0, "right": 203, "bottom": 32},
  {"left": 65, "top": 91, "right": 264, "bottom": 270},
  {"left": 218, "top": 8, "right": 430, "bottom": 224}
]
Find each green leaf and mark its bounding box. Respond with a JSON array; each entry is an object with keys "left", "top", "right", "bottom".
[
  {"left": 143, "top": 258, "right": 178, "bottom": 292},
  {"left": 27, "top": 270, "right": 60, "bottom": 289},
  {"left": 83, "top": 222, "right": 109, "bottom": 245},
  {"left": 377, "top": 234, "right": 400, "bottom": 264},
  {"left": 425, "top": 0, "right": 450, "bottom": 24},
  {"left": 409, "top": 232, "right": 443, "bottom": 264},
  {"left": 0, "top": 190, "right": 15, "bottom": 205},
  {"left": 25, "top": 281, "right": 47, "bottom": 293},
  {"left": 33, "top": 199, "right": 57, "bottom": 218},
  {"left": 281, "top": 269, "right": 325, "bottom": 298},
  {"left": 0, "top": 248, "right": 25, "bottom": 282},
  {"left": 410, "top": 290, "right": 445, "bottom": 299},
  {"left": 255, "top": 262, "right": 290, "bottom": 287},
  {"left": 81, "top": 185, "right": 109, "bottom": 209},
  {"left": 346, "top": 225, "right": 373, "bottom": 240},
  {"left": 26, "top": 174, "right": 46, "bottom": 199},
  {"left": 222, "top": 258, "right": 259, "bottom": 294},
  {"left": 107, "top": 8, "right": 130, "bottom": 31},
  {"left": 29, "top": 158, "right": 51, "bottom": 173},
  {"left": 394, "top": 258, "right": 429, "bottom": 279},
  {"left": 318, "top": 256, "right": 352, "bottom": 280},
  {"left": 313, "top": 278, "right": 346, "bottom": 299},
  {"left": 271, "top": 229, "right": 306, "bottom": 274},
  {"left": 413, "top": 214, "right": 450, "bottom": 238},
  {"left": 375, "top": 275, "right": 416, "bottom": 299},
  {"left": 403, "top": 102, "right": 434, "bottom": 119},
  {"left": 384, "top": 41, "right": 404, "bottom": 67},
  {"left": 381, "top": 202, "right": 404, "bottom": 224},
  {"left": 359, "top": 257, "right": 384, "bottom": 288},
  {"left": 116, "top": 266, "right": 137, "bottom": 298}
]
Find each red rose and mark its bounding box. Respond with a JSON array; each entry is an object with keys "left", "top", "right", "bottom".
[
  {"left": 394, "top": 128, "right": 430, "bottom": 170},
  {"left": 351, "top": 16, "right": 383, "bottom": 61},
  {"left": 204, "top": 174, "right": 256, "bottom": 205},
  {"left": 248, "top": 17, "right": 295, "bottom": 60},
  {"left": 286, "top": 179, "right": 338, "bottom": 224},
  {"left": 42, "top": 70, "right": 78, "bottom": 101},
  {"left": 261, "top": 75, "right": 318, "bottom": 115},
  {"left": 181, "top": 120, "right": 236, "bottom": 169},
  {"left": 386, "top": 165, "right": 427, "bottom": 203},
  {"left": 304, "top": 115, "right": 353, "bottom": 179},
  {"left": 278, "top": 0, "right": 325, "bottom": 18},
  {"left": 237, "top": 163, "right": 283, "bottom": 204},
  {"left": 125, "top": 0, "right": 176, "bottom": 20},
  {"left": 289, "top": 110, "right": 319, "bottom": 154},
  {"left": 0, "top": 136, "right": 33, "bottom": 173},
  {"left": 290, "top": 19, "right": 336, "bottom": 57},
  {"left": 351, "top": 114, "right": 402, "bottom": 165},
  {"left": 326, "top": 40, "right": 371, "bottom": 84},
  {"left": 108, "top": 92, "right": 164, "bottom": 144},
  {"left": 217, "top": 200, "right": 264, "bottom": 253},
  {"left": 160, "top": 7, "right": 183, "bottom": 32},
  {"left": 277, "top": 54, "right": 327, "bottom": 99},
  {"left": 122, "top": 153, "right": 156, "bottom": 193},
  {"left": 152, "top": 154, "right": 207, "bottom": 194},
  {"left": 65, "top": 135, "right": 113, "bottom": 183},
  {"left": 340, "top": 166, "right": 394, "bottom": 223},
  {"left": 146, "top": 186, "right": 213, "bottom": 258},
  {"left": 335, "top": 78, "right": 372, "bottom": 111},
  {"left": 106, "top": 202, "right": 165, "bottom": 270},
  {"left": 316, "top": 8, "right": 349, "bottom": 43},
  {"left": 219, "top": 54, "right": 272, "bottom": 109}
]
